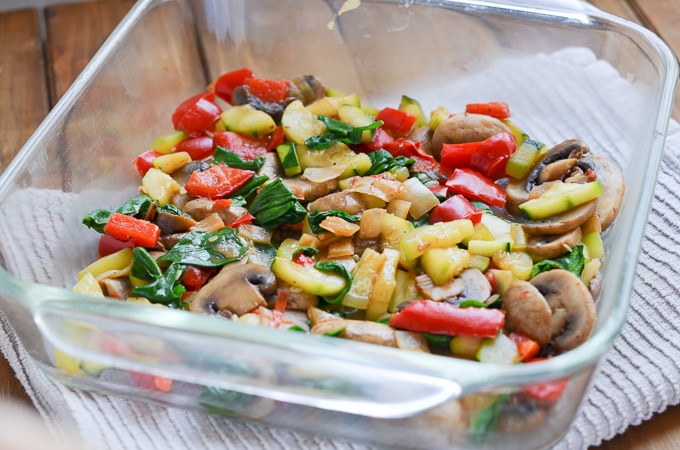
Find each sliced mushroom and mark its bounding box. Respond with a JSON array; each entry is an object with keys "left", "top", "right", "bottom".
[
  {"left": 577, "top": 155, "right": 625, "bottom": 230},
  {"left": 526, "top": 227, "right": 582, "bottom": 261},
  {"left": 172, "top": 160, "right": 211, "bottom": 185},
  {"left": 416, "top": 269, "right": 491, "bottom": 304},
  {"left": 287, "top": 75, "right": 326, "bottom": 105},
  {"left": 530, "top": 269, "right": 596, "bottom": 352},
  {"left": 503, "top": 269, "right": 596, "bottom": 353},
  {"left": 99, "top": 278, "right": 131, "bottom": 299},
  {"left": 405, "top": 125, "right": 435, "bottom": 157},
  {"left": 156, "top": 211, "right": 197, "bottom": 235},
  {"left": 537, "top": 158, "right": 578, "bottom": 184},
  {"left": 502, "top": 280, "right": 553, "bottom": 346},
  {"left": 284, "top": 176, "right": 338, "bottom": 201},
  {"left": 189, "top": 264, "right": 277, "bottom": 317},
  {"left": 231, "top": 85, "right": 287, "bottom": 123},
  {"left": 311, "top": 317, "right": 398, "bottom": 347},
  {"left": 431, "top": 113, "right": 511, "bottom": 160},
  {"left": 505, "top": 139, "right": 589, "bottom": 216}
]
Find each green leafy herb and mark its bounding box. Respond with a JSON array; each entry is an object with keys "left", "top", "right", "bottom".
[
  {"left": 248, "top": 178, "right": 307, "bottom": 229},
  {"left": 468, "top": 394, "right": 511, "bottom": 442},
  {"left": 130, "top": 247, "right": 186, "bottom": 307},
  {"left": 409, "top": 212, "right": 431, "bottom": 228},
  {"left": 307, "top": 210, "right": 361, "bottom": 234},
  {"left": 156, "top": 203, "right": 192, "bottom": 218},
  {"left": 365, "top": 149, "right": 414, "bottom": 175},
  {"left": 314, "top": 261, "right": 353, "bottom": 304},
  {"left": 213, "top": 146, "right": 265, "bottom": 171},
  {"left": 292, "top": 246, "right": 319, "bottom": 259},
  {"left": 157, "top": 227, "right": 248, "bottom": 267},
  {"left": 83, "top": 195, "right": 153, "bottom": 233},
  {"left": 375, "top": 315, "right": 392, "bottom": 325},
  {"left": 530, "top": 244, "right": 585, "bottom": 278},
  {"left": 459, "top": 299, "right": 488, "bottom": 308},
  {"left": 228, "top": 174, "right": 268, "bottom": 199},
  {"left": 288, "top": 325, "right": 307, "bottom": 332},
  {"left": 305, "top": 116, "right": 382, "bottom": 150},
  {"left": 229, "top": 196, "right": 248, "bottom": 207},
  {"left": 323, "top": 326, "right": 346, "bottom": 337},
  {"left": 422, "top": 333, "right": 451, "bottom": 347},
  {"left": 470, "top": 201, "right": 493, "bottom": 213}
]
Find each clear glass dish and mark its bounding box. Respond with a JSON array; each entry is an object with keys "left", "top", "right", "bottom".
[{"left": 0, "top": 0, "right": 676, "bottom": 448}]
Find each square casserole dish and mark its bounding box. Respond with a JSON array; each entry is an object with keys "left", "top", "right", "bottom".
[{"left": 0, "top": 0, "right": 676, "bottom": 448}]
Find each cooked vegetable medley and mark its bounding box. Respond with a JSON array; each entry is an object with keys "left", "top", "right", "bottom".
[{"left": 77, "top": 68, "right": 625, "bottom": 380}]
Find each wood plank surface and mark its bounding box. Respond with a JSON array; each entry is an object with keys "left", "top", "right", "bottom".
[{"left": 0, "top": 1, "right": 679, "bottom": 449}]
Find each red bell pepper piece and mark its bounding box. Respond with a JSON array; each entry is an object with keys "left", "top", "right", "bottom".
[
  {"left": 128, "top": 371, "right": 173, "bottom": 393},
  {"left": 469, "top": 132, "right": 516, "bottom": 180},
  {"left": 211, "top": 199, "right": 233, "bottom": 210},
  {"left": 360, "top": 127, "right": 395, "bottom": 153},
  {"left": 273, "top": 289, "right": 290, "bottom": 314},
  {"left": 229, "top": 212, "right": 255, "bottom": 228},
  {"left": 208, "top": 67, "right": 253, "bottom": 104},
  {"left": 181, "top": 265, "right": 214, "bottom": 291},
  {"left": 440, "top": 141, "right": 481, "bottom": 173},
  {"left": 292, "top": 252, "right": 316, "bottom": 267},
  {"left": 445, "top": 168, "right": 507, "bottom": 208},
  {"left": 172, "top": 92, "right": 222, "bottom": 137},
  {"left": 98, "top": 235, "right": 135, "bottom": 258},
  {"left": 376, "top": 107, "right": 417, "bottom": 135},
  {"left": 184, "top": 164, "right": 255, "bottom": 199},
  {"left": 266, "top": 126, "right": 286, "bottom": 151},
  {"left": 428, "top": 184, "right": 449, "bottom": 198},
  {"left": 508, "top": 332, "right": 541, "bottom": 361},
  {"left": 133, "top": 150, "right": 163, "bottom": 177},
  {"left": 213, "top": 131, "right": 269, "bottom": 161},
  {"left": 103, "top": 212, "right": 160, "bottom": 248},
  {"left": 429, "top": 195, "right": 483, "bottom": 225},
  {"left": 518, "top": 357, "right": 569, "bottom": 402},
  {"left": 386, "top": 138, "right": 440, "bottom": 173},
  {"left": 389, "top": 300, "right": 505, "bottom": 338},
  {"left": 465, "top": 102, "right": 511, "bottom": 120},
  {"left": 244, "top": 77, "right": 290, "bottom": 103},
  {"left": 176, "top": 136, "right": 215, "bottom": 161}
]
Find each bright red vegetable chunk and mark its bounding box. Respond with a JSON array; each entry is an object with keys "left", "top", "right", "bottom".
[
  {"left": 244, "top": 77, "right": 290, "bottom": 103},
  {"left": 176, "top": 136, "right": 215, "bottom": 161},
  {"left": 445, "top": 167, "right": 507, "bottom": 208},
  {"left": 360, "top": 127, "right": 395, "bottom": 153},
  {"left": 509, "top": 332, "right": 541, "bottom": 362},
  {"left": 213, "top": 131, "right": 269, "bottom": 161},
  {"left": 440, "top": 141, "right": 481, "bottom": 173},
  {"left": 172, "top": 92, "right": 222, "bottom": 137},
  {"left": 429, "top": 195, "right": 482, "bottom": 225},
  {"left": 465, "top": 102, "right": 511, "bottom": 120},
  {"left": 209, "top": 67, "right": 254, "bottom": 104},
  {"left": 184, "top": 164, "right": 255, "bottom": 199},
  {"left": 103, "top": 212, "right": 160, "bottom": 248},
  {"left": 470, "top": 132, "right": 516, "bottom": 180},
  {"left": 389, "top": 300, "right": 505, "bottom": 338},
  {"left": 229, "top": 212, "right": 255, "bottom": 228},
  {"left": 386, "top": 138, "right": 440, "bottom": 173},
  {"left": 98, "top": 235, "right": 135, "bottom": 258},
  {"left": 376, "top": 107, "right": 417, "bottom": 135},
  {"left": 133, "top": 150, "right": 163, "bottom": 177},
  {"left": 181, "top": 265, "right": 214, "bottom": 291}
]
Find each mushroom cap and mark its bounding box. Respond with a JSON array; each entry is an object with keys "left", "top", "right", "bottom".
[
  {"left": 415, "top": 268, "right": 491, "bottom": 303},
  {"left": 189, "top": 263, "right": 277, "bottom": 317},
  {"left": 502, "top": 280, "right": 553, "bottom": 346},
  {"left": 526, "top": 226, "right": 583, "bottom": 261},
  {"left": 530, "top": 269, "right": 596, "bottom": 352}
]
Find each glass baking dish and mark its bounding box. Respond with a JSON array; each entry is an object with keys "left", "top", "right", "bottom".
[{"left": 0, "top": 0, "right": 676, "bottom": 448}]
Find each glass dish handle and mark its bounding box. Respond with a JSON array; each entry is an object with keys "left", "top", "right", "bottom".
[{"left": 32, "top": 297, "right": 466, "bottom": 419}]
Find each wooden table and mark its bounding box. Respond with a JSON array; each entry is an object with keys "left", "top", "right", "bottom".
[{"left": 0, "top": 1, "right": 678, "bottom": 448}]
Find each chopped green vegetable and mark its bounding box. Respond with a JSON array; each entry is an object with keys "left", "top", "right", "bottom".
[
  {"left": 213, "top": 146, "right": 266, "bottom": 171},
  {"left": 249, "top": 178, "right": 307, "bottom": 229},
  {"left": 292, "top": 246, "right": 320, "bottom": 259},
  {"left": 365, "top": 149, "right": 414, "bottom": 176},
  {"left": 305, "top": 115, "right": 382, "bottom": 150},
  {"left": 83, "top": 195, "right": 153, "bottom": 233},
  {"left": 314, "top": 261, "right": 353, "bottom": 304},
  {"left": 228, "top": 174, "right": 268, "bottom": 199},
  {"left": 530, "top": 244, "right": 585, "bottom": 278},
  {"left": 307, "top": 209, "right": 361, "bottom": 234},
  {"left": 422, "top": 333, "right": 451, "bottom": 347},
  {"left": 323, "top": 326, "right": 346, "bottom": 337},
  {"left": 156, "top": 203, "right": 192, "bottom": 218},
  {"left": 468, "top": 394, "right": 511, "bottom": 442},
  {"left": 157, "top": 227, "right": 248, "bottom": 267},
  {"left": 130, "top": 247, "right": 186, "bottom": 307}
]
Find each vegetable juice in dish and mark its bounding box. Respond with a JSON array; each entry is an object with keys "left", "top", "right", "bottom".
[{"left": 74, "top": 68, "right": 624, "bottom": 433}]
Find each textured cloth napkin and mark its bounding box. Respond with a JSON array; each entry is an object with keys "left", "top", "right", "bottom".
[{"left": 0, "top": 44, "right": 679, "bottom": 449}]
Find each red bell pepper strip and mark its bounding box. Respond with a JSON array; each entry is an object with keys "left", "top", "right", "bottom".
[
  {"left": 266, "top": 126, "right": 286, "bottom": 151},
  {"left": 98, "top": 235, "right": 135, "bottom": 258},
  {"left": 176, "top": 136, "right": 215, "bottom": 161},
  {"left": 273, "top": 289, "right": 290, "bottom": 314},
  {"left": 428, "top": 184, "right": 449, "bottom": 198},
  {"left": 244, "top": 77, "right": 290, "bottom": 103},
  {"left": 376, "top": 107, "right": 417, "bottom": 135},
  {"left": 181, "top": 265, "right": 214, "bottom": 291},
  {"left": 133, "top": 150, "right": 163, "bottom": 177},
  {"left": 465, "top": 102, "right": 511, "bottom": 120},
  {"left": 389, "top": 300, "right": 505, "bottom": 338},
  {"left": 508, "top": 332, "right": 541, "bottom": 361},
  {"left": 213, "top": 131, "right": 269, "bottom": 161},
  {"left": 184, "top": 164, "right": 255, "bottom": 199},
  {"left": 360, "top": 126, "right": 395, "bottom": 153},
  {"left": 440, "top": 141, "right": 481, "bottom": 173},
  {"left": 208, "top": 67, "right": 253, "bottom": 104},
  {"left": 103, "top": 212, "right": 160, "bottom": 248},
  {"left": 386, "top": 138, "right": 440, "bottom": 173},
  {"left": 445, "top": 168, "right": 507, "bottom": 208},
  {"left": 229, "top": 212, "right": 255, "bottom": 228},
  {"left": 429, "top": 195, "right": 483, "bottom": 225},
  {"left": 211, "top": 199, "right": 233, "bottom": 210},
  {"left": 172, "top": 92, "right": 222, "bottom": 137},
  {"left": 469, "top": 132, "right": 516, "bottom": 180},
  {"left": 519, "top": 357, "right": 569, "bottom": 401}
]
